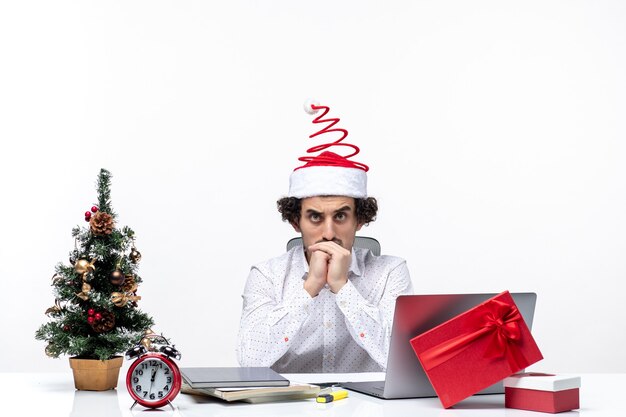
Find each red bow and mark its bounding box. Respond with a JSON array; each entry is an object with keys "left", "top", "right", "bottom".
[{"left": 419, "top": 299, "right": 526, "bottom": 371}]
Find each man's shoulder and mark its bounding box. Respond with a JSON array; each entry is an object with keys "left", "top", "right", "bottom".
[
  {"left": 354, "top": 247, "right": 407, "bottom": 270},
  {"left": 251, "top": 246, "right": 303, "bottom": 272}
]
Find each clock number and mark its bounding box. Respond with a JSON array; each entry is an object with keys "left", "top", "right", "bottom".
[
  {"left": 167, "top": 377, "right": 172, "bottom": 383},
  {"left": 158, "top": 391, "right": 164, "bottom": 398},
  {"left": 148, "top": 360, "right": 163, "bottom": 368},
  {"left": 135, "top": 385, "right": 142, "bottom": 392},
  {"left": 133, "top": 377, "right": 139, "bottom": 383},
  {"left": 135, "top": 369, "right": 143, "bottom": 376},
  {"left": 149, "top": 393, "right": 156, "bottom": 400},
  {"left": 143, "top": 391, "right": 148, "bottom": 398},
  {"left": 164, "top": 384, "right": 170, "bottom": 392},
  {"left": 164, "top": 368, "right": 170, "bottom": 374}
]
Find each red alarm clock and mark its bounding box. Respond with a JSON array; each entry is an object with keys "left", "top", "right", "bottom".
[{"left": 125, "top": 334, "right": 182, "bottom": 410}]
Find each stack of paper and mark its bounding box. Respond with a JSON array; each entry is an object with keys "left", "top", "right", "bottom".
[
  {"left": 180, "top": 367, "right": 319, "bottom": 403},
  {"left": 181, "top": 381, "right": 320, "bottom": 403}
]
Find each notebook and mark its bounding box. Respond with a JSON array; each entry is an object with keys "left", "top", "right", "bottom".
[
  {"left": 180, "top": 367, "right": 290, "bottom": 389},
  {"left": 181, "top": 381, "right": 319, "bottom": 403},
  {"left": 342, "top": 292, "right": 538, "bottom": 399}
]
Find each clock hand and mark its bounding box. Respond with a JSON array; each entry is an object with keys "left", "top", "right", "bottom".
[{"left": 148, "top": 368, "right": 157, "bottom": 395}]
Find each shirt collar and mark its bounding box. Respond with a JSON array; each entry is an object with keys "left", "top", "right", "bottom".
[{"left": 297, "top": 246, "right": 362, "bottom": 279}]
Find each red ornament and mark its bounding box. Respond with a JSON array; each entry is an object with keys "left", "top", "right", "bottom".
[
  {"left": 94, "top": 312, "right": 102, "bottom": 321},
  {"left": 91, "top": 206, "right": 99, "bottom": 213},
  {"left": 85, "top": 211, "right": 92, "bottom": 218},
  {"left": 63, "top": 325, "right": 70, "bottom": 332},
  {"left": 87, "top": 316, "right": 94, "bottom": 324},
  {"left": 88, "top": 308, "right": 95, "bottom": 316}
]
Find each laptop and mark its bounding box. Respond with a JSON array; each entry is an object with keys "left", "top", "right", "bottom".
[{"left": 342, "top": 292, "right": 538, "bottom": 399}]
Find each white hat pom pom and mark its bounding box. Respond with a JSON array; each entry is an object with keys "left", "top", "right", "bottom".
[{"left": 303, "top": 99, "right": 320, "bottom": 114}]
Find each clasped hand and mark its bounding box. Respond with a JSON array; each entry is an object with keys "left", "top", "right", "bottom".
[{"left": 304, "top": 241, "right": 351, "bottom": 297}]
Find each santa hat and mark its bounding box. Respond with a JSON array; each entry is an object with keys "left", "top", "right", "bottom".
[{"left": 288, "top": 101, "right": 369, "bottom": 199}]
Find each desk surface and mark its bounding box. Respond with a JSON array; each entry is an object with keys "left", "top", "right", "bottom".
[{"left": 3, "top": 372, "right": 622, "bottom": 416}]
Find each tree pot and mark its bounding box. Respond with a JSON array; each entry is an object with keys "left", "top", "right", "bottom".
[{"left": 69, "top": 356, "right": 123, "bottom": 391}]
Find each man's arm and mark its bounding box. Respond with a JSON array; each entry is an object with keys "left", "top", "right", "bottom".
[
  {"left": 334, "top": 261, "right": 413, "bottom": 369},
  {"left": 236, "top": 266, "right": 315, "bottom": 367}
]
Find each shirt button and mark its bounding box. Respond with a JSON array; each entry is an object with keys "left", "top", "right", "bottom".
[{"left": 325, "top": 322, "right": 332, "bottom": 328}]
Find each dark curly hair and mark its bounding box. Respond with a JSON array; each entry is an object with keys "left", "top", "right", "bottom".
[{"left": 277, "top": 196, "right": 378, "bottom": 226}]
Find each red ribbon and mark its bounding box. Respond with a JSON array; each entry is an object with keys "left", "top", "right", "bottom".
[{"left": 419, "top": 299, "right": 527, "bottom": 372}]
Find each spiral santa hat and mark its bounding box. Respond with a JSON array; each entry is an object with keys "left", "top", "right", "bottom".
[{"left": 288, "top": 100, "right": 369, "bottom": 199}]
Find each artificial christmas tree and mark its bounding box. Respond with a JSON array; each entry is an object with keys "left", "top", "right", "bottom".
[{"left": 36, "top": 169, "right": 155, "bottom": 390}]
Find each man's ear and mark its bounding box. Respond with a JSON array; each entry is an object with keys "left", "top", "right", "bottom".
[
  {"left": 356, "top": 223, "right": 364, "bottom": 232},
  {"left": 291, "top": 221, "right": 301, "bottom": 233}
]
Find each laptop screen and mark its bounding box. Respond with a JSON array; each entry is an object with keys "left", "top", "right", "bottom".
[{"left": 382, "top": 293, "right": 537, "bottom": 399}]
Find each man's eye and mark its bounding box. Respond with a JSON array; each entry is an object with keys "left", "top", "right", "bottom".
[
  {"left": 335, "top": 213, "right": 346, "bottom": 221},
  {"left": 310, "top": 214, "right": 321, "bottom": 222}
]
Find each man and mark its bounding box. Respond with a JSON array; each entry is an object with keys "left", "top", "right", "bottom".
[{"left": 236, "top": 103, "right": 413, "bottom": 372}]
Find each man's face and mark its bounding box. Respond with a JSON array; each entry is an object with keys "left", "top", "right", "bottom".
[{"left": 292, "top": 196, "right": 362, "bottom": 259}]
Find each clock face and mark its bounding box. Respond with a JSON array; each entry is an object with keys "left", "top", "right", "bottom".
[{"left": 126, "top": 353, "right": 181, "bottom": 408}]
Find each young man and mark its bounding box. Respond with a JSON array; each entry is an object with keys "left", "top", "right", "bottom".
[{"left": 236, "top": 103, "right": 413, "bottom": 372}]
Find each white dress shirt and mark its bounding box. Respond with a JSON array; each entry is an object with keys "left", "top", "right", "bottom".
[{"left": 236, "top": 246, "right": 413, "bottom": 373}]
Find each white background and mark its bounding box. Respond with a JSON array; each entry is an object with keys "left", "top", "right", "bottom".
[{"left": 1, "top": 1, "right": 624, "bottom": 373}]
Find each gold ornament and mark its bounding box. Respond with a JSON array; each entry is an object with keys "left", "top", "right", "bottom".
[
  {"left": 111, "top": 292, "right": 125, "bottom": 307},
  {"left": 74, "top": 260, "right": 96, "bottom": 301},
  {"left": 110, "top": 284, "right": 141, "bottom": 307},
  {"left": 45, "top": 299, "right": 63, "bottom": 316},
  {"left": 74, "top": 259, "right": 95, "bottom": 274},
  {"left": 130, "top": 247, "right": 142, "bottom": 263},
  {"left": 76, "top": 281, "right": 92, "bottom": 301},
  {"left": 139, "top": 330, "right": 168, "bottom": 352},
  {"left": 140, "top": 336, "right": 152, "bottom": 350},
  {"left": 45, "top": 343, "right": 56, "bottom": 357}
]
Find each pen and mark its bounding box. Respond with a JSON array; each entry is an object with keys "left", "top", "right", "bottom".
[{"left": 316, "top": 389, "right": 349, "bottom": 403}]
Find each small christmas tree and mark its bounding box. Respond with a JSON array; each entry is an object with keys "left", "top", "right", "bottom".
[{"left": 36, "top": 169, "right": 154, "bottom": 360}]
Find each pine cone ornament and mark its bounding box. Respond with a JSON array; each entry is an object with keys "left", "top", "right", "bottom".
[
  {"left": 89, "top": 212, "right": 114, "bottom": 236},
  {"left": 90, "top": 310, "right": 115, "bottom": 333},
  {"left": 122, "top": 275, "right": 137, "bottom": 292}
]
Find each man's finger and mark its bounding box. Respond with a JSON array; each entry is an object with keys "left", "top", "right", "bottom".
[{"left": 308, "top": 241, "right": 349, "bottom": 256}]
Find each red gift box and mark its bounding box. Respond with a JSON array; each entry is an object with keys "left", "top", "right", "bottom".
[
  {"left": 409, "top": 291, "right": 543, "bottom": 408},
  {"left": 504, "top": 373, "right": 581, "bottom": 413}
]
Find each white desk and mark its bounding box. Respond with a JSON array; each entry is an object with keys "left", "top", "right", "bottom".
[{"left": 4, "top": 372, "right": 622, "bottom": 416}]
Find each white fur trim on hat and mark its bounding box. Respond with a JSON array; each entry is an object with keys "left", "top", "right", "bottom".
[{"left": 288, "top": 166, "right": 367, "bottom": 199}]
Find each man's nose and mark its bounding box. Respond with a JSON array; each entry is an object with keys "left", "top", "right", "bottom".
[{"left": 321, "top": 218, "right": 336, "bottom": 241}]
